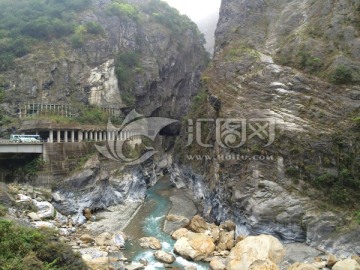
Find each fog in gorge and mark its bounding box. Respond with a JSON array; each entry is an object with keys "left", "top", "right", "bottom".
[{"left": 163, "top": 0, "right": 221, "bottom": 53}]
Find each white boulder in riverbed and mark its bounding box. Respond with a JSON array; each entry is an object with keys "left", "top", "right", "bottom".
[
  {"left": 94, "top": 231, "right": 126, "bottom": 248},
  {"left": 172, "top": 228, "right": 190, "bottom": 240},
  {"left": 139, "top": 237, "right": 162, "bottom": 250},
  {"left": 16, "top": 194, "right": 32, "bottom": 202},
  {"left": 333, "top": 259, "right": 360, "bottom": 270},
  {"left": 113, "top": 232, "right": 126, "bottom": 248},
  {"left": 174, "top": 231, "right": 215, "bottom": 261},
  {"left": 154, "top": 250, "right": 176, "bottom": 264},
  {"left": 226, "top": 234, "right": 285, "bottom": 270},
  {"left": 27, "top": 212, "right": 41, "bottom": 221},
  {"left": 219, "top": 220, "right": 236, "bottom": 232},
  {"left": 210, "top": 257, "right": 227, "bottom": 270},
  {"left": 166, "top": 214, "right": 189, "bottom": 223},
  {"left": 188, "top": 215, "right": 209, "bottom": 233},
  {"left": 32, "top": 200, "right": 56, "bottom": 219},
  {"left": 217, "top": 230, "right": 235, "bottom": 251},
  {"left": 95, "top": 232, "right": 113, "bottom": 246},
  {"left": 32, "top": 221, "right": 56, "bottom": 229}
]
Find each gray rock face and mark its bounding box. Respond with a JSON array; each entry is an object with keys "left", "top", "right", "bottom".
[
  {"left": 52, "top": 156, "right": 150, "bottom": 225},
  {"left": 0, "top": 182, "right": 15, "bottom": 206},
  {"left": 1, "top": 0, "right": 208, "bottom": 120},
  {"left": 168, "top": 164, "right": 360, "bottom": 257},
  {"left": 170, "top": 0, "right": 359, "bottom": 258},
  {"left": 215, "top": 0, "right": 360, "bottom": 82}
]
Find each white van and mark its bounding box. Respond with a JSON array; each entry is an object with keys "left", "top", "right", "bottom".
[{"left": 10, "top": 134, "right": 41, "bottom": 143}]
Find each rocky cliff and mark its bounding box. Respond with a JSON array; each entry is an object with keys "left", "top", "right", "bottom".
[
  {"left": 170, "top": 0, "right": 360, "bottom": 256},
  {"left": 0, "top": 0, "right": 208, "bottom": 121}
]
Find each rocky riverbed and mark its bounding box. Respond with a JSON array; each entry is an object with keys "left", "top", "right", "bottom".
[{"left": 1, "top": 179, "right": 359, "bottom": 270}]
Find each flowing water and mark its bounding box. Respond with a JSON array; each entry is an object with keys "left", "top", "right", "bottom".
[{"left": 123, "top": 178, "right": 209, "bottom": 269}]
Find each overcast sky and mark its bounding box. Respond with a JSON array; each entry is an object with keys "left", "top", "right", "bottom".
[{"left": 163, "top": 0, "right": 221, "bottom": 23}]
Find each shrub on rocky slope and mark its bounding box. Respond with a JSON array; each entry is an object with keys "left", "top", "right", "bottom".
[{"left": 0, "top": 220, "right": 86, "bottom": 270}]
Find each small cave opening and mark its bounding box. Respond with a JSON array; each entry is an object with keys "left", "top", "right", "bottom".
[{"left": 159, "top": 122, "right": 181, "bottom": 137}]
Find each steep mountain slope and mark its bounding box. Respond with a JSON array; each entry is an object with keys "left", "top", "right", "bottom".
[
  {"left": 0, "top": 0, "right": 208, "bottom": 126},
  {"left": 171, "top": 0, "right": 360, "bottom": 256}
]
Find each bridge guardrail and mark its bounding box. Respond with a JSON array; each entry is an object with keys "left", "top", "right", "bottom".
[{"left": 0, "top": 140, "right": 45, "bottom": 144}]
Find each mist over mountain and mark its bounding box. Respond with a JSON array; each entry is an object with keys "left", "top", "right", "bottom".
[{"left": 195, "top": 10, "right": 219, "bottom": 54}]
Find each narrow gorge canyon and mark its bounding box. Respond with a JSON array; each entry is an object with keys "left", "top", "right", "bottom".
[{"left": 0, "top": 0, "right": 359, "bottom": 270}]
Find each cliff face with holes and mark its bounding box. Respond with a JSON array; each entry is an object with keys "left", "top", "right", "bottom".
[
  {"left": 170, "top": 0, "right": 360, "bottom": 256},
  {"left": 0, "top": 0, "right": 208, "bottom": 123}
]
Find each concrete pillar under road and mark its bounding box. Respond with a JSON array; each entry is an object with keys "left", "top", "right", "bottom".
[
  {"left": 64, "top": 131, "right": 68, "bottom": 143},
  {"left": 94, "top": 131, "right": 98, "bottom": 142},
  {"left": 71, "top": 130, "right": 75, "bottom": 142},
  {"left": 84, "top": 131, "right": 88, "bottom": 141},
  {"left": 57, "top": 130, "right": 61, "bottom": 143},
  {"left": 78, "top": 131, "right": 83, "bottom": 142},
  {"left": 49, "top": 130, "right": 53, "bottom": 143}
]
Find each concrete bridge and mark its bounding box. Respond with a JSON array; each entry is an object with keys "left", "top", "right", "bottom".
[{"left": 0, "top": 141, "right": 43, "bottom": 154}]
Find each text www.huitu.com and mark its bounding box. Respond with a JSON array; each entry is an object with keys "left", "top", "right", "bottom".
[{"left": 185, "top": 154, "right": 275, "bottom": 161}]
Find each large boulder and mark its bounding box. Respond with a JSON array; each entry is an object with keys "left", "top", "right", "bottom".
[
  {"left": 352, "top": 256, "right": 360, "bottom": 265},
  {"left": 16, "top": 194, "right": 32, "bottom": 202},
  {"left": 210, "top": 257, "right": 227, "bottom": 270},
  {"left": 211, "top": 226, "right": 221, "bottom": 243},
  {"left": 217, "top": 230, "right": 235, "bottom": 251},
  {"left": 166, "top": 214, "right": 189, "bottom": 223},
  {"left": 139, "top": 237, "right": 162, "bottom": 250},
  {"left": 188, "top": 215, "right": 209, "bottom": 233},
  {"left": 32, "top": 200, "right": 56, "bottom": 219},
  {"left": 326, "top": 255, "right": 338, "bottom": 268},
  {"left": 94, "top": 231, "right": 126, "bottom": 248},
  {"left": 226, "top": 235, "right": 285, "bottom": 270},
  {"left": 27, "top": 212, "right": 41, "bottom": 221},
  {"left": 172, "top": 228, "right": 190, "bottom": 240},
  {"left": 220, "top": 220, "right": 236, "bottom": 232},
  {"left": 154, "top": 251, "right": 176, "bottom": 264},
  {"left": 174, "top": 232, "right": 215, "bottom": 261},
  {"left": 113, "top": 232, "right": 126, "bottom": 248},
  {"left": 333, "top": 259, "right": 360, "bottom": 270},
  {"left": 95, "top": 232, "right": 113, "bottom": 246}
]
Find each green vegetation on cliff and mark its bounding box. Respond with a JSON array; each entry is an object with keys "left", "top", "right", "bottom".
[
  {"left": 140, "top": 0, "right": 205, "bottom": 42},
  {"left": 70, "top": 23, "right": 105, "bottom": 48},
  {"left": 0, "top": 204, "right": 7, "bottom": 217},
  {"left": 0, "top": 220, "right": 86, "bottom": 270},
  {"left": 115, "top": 51, "right": 141, "bottom": 107},
  {"left": 0, "top": 0, "right": 93, "bottom": 70},
  {"left": 106, "top": 0, "right": 139, "bottom": 20}
]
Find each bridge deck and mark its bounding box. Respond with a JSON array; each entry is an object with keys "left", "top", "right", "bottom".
[{"left": 0, "top": 141, "right": 43, "bottom": 154}]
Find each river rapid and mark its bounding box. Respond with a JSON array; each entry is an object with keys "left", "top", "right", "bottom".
[{"left": 123, "top": 178, "right": 209, "bottom": 269}]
